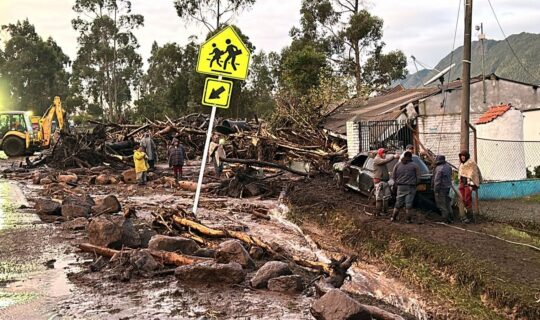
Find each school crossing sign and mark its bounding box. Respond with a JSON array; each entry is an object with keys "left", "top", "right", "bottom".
[{"left": 196, "top": 26, "right": 251, "bottom": 81}]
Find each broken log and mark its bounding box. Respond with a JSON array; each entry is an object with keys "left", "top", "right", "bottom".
[
  {"left": 220, "top": 158, "right": 308, "bottom": 176},
  {"left": 78, "top": 243, "right": 210, "bottom": 266},
  {"left": 172, "top": 217, "right": 331, "bottom": 274}
]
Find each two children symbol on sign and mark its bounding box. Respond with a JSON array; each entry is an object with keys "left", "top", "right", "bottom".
[{"left": 209, "top": 39, "right": 242, "bottom": 71}]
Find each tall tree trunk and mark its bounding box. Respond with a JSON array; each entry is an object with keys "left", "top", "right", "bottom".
[{"left": 353, "top": 42, "right": 362, "bottom": 96}]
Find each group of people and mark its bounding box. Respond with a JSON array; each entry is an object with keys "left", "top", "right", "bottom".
[
  {"left": 373, "top": 145, "right": 480, "bottom": 224},
  {"left": 132, "top": 133, "right": 187, "bottom": 185},
  {"left": 132, "top": 133, "right": 227, "bottom": 186}
]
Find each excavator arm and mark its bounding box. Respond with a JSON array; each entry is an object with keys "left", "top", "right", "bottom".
[{"left": 40, "top": 96, "right": 66, "bottom": 148}]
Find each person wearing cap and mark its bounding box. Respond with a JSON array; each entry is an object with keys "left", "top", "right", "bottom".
[
  {"left": 458, "top": 150, "right": 482, "bottom": 222},
  {"left": 433, "top": 155, "right": 454, "bottom": 223},
  {"left": 399, "top": 144, "right": 415, "bottom": 160},
  {"left": 391, "top": 151, "right": 421, "bottom": 223},
  {"left": 373, "top": 148, "right": 399, "bottom": 216}
]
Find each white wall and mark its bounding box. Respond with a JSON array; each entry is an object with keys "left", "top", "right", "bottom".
[
  {"left": 523, "top": 110, "right": 540, "bottom": 169},
  {"left": 346, "top": 121, "right": 360, "bottom": 159},
  {"left": 477, "top": 109, "right": 526, "bottom": 181}
]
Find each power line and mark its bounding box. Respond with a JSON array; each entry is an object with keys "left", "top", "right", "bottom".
[{"left": 486, "top": 0, "right": 540, "bottom": 85}]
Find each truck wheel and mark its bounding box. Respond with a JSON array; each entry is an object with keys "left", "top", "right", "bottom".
[{"left": 2, "top": 136, "right": 25, "bottom": 157}]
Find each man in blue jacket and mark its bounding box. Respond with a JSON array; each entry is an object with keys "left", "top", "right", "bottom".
[
  {"left": 391, "top": 151, "right": 420, "bottom": 223},
  {"left": 433, "top": 155, "right": 454, "bottom": 223}
]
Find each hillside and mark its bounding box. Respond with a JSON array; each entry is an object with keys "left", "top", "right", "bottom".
[{"left": 401, "top": 32, "right": 540, "bottom": 88}]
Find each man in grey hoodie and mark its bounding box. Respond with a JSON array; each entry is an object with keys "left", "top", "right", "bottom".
[
  {"left": 391, "top": 151, "right": 421, "bottom": 223},
  {"left": 433, "top": 155, "right": 454, "bottom": 223}
]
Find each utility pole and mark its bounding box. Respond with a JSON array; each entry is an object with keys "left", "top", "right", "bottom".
[
  {"left": 477, "top": 23, "right": 487, "bottom": 104},
  {"left": 460, "top": 0, "right": 473, "bottom": 152}
]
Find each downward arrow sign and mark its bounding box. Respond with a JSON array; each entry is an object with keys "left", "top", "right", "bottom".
[{"left": 209, "top": 86, "right": 226, "bottom": 99}]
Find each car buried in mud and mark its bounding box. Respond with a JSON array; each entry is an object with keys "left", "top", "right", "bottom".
[{"left": 335, "top": 151, "right": 436, "bottom": 208}]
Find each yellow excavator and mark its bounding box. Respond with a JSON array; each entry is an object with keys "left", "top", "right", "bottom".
[{"left": 0, "top": 96, "right": 66, "bottom": 157}]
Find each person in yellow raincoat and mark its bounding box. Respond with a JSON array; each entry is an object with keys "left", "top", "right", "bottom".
[{"left": 134, "top": 145, "right": 149, "bottom": 185}]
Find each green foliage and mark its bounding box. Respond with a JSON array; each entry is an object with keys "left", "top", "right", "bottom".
[
  {"left": 0, "top": 19, "right": 70, "bottom": 114},
  {"left": 363, "top": 49, "right": 408, "bottom": 94},
  {"left": 71, "top": 0, "right": 144, "bottom": 120},
  {"left": 174, "top": 0, "right": 256, "bottom": 31},
  {"left": 280, "top": 44, "right": 329, "bottom": 95}
]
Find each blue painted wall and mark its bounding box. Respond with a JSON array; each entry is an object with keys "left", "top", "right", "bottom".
[{"left": 478, "top": 179, "right": 540, "bottom": 200}]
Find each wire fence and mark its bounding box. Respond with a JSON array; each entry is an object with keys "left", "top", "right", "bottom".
[{"left": 476, "top": 138, "right": 540, "bottom": 182}]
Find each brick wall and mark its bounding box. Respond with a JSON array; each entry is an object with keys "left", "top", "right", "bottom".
[{"left": 418, "top": 114, "right": 480, "bottom": 167}]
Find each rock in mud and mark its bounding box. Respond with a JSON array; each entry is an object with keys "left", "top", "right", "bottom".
[
  {"left": 138, "top": 225, "right": 157, "bottom": 248},
  {"left": 148, "top": 235, "right": 199, "bottom": 254},
  {"left": 58, "top": 174, "right": 78, "bottom": 184},
  {"left": 34, "top": 199, "right": 61, "bottom": 215},
  {"left": 61, "top": 204, "right": 91, "bottom": 219},
  {"left": 40, "top": 177, "right": 53, "bottom": 185},
  {"left": 250, "top": 261, "right": 292, "bottom": 289},
  {"left": 32, "top": 172, "right": 42, "bottom": 185},
  {"left": 175, "top": 262, "right": 246, "bottom": 284},
  {"left": 88, "top": 216, "right": 140, "bottom": 248},
  {"left": 215, "top": 239, "right": 255, "bottom": 269},
  {"left": 311, "top": 289, "right": 371, "bottom": 320},
  {"left": 130, "top": 249, "right": 161, "bottom": 273},
  {"left": 121, "top": 218, "right": 141, "bottom": 248},
  {"left": 249, "top": 246, "right": 265, "bottom": 260},
  {"left": 91, "top": 195, "right": 122, "bottom": 215},
  {"left": 122, "top": 169, "right": 137, "bottom": 184},
  {"left": 95, "top": 174, "right": 110, "bottom": 185},
  {"left": 62, "top": 195, "right": 95, "bottom": 220},
  {"left": 193, "top": 248, "right": 216, "bottom": 258},
  {"left": 88, "top": 216, "right": 123, "bottom": 247},
  {"left": 267, "top": 275, "right": 304, "bottom": 293},
  {"left": 63, "top": 217, "right": 89, "bottom": 230}
]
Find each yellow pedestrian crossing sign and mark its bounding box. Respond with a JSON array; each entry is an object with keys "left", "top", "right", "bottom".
[
  {"left": 196, "top": 26, "right": 251, "bottom": 81},
  {"left": 202, "top": 78, "right": 233, "bottom": 109}
]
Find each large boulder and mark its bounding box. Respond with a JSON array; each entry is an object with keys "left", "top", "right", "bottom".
[
  {"left": 250, "top": 261, "right": 292, "bottom": 289},
  {"left": 88, "top": 216, "right": 123, "bottom": 247},
  {"left": 34, "top": 199, "right": 61, "bottom": 215},
  {"left": 215, "top": 239, "right": 254, "bottom": 269},
  {"left": 91, "top": 195, "right": 121, "bottom": 215},
  {"left": 175, "top": 262, "right": 245, "bottom": 284},
  {"left": 310, "top": 289, "right": 371, "bottom": 320},
  {"left": 148, "top": 235, "right": 199, "bottom": 254},
  {"left": 122, "top": 169, "right": 137, "bottom": 184},
  {"left": 62, "top": 195, "right": 94, "bottom": 220},
  {"left": 267, "top": 275, "right": 304, "bottom": 293},
  {"left": 88, "top": 216, "right": 140, "bottom": 248}
]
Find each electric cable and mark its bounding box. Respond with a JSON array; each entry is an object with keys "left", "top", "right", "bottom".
[{"left": 486, "top": 0, "right": 540, "bottom": 85}]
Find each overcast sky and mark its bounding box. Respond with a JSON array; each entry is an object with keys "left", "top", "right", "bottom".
[{"left": 1, "top": 0, "right": 539, "bottom": 72}]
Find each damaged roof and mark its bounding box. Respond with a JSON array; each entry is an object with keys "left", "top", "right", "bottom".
[
  {"left": 322, "top": 87, "right": 437, "bottom": 135},
  {"left": 322, "top": 73, "right": 538, "bottom": 135}
]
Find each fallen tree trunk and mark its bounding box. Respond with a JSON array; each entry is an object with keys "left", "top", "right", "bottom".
[
  {"left": 220, "top": 158, "right": 308, "bottom": 176},
  {"left": 78, "top": 243, "right": 211, "bottom": 266},
  {"left": 172, "top": 216, "right": 331, "bottom": 274},
  {"left": 361, "top": 304, "right": 406, "bottom": 320}
]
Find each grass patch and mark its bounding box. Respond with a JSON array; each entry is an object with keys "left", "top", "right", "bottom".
[
  {"left": 524, "top": 193, "right": 540, "bottom": 204},
  {"left": 290, "top": 207, "right": 540, "bottom": 319}
]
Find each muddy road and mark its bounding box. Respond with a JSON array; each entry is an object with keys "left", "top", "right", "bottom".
[{"left": 0, "top": 160, "right": 426, "bottom": 320}]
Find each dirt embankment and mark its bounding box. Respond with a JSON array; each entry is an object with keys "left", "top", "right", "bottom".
[{"left": 288, "top": 175, "right": 540, "bottom": 320}]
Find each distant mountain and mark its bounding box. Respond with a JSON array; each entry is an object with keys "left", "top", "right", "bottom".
[{"left": 400, "top": 32, "right": 540, "bottom": 88}]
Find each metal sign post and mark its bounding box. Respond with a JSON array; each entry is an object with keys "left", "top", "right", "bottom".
[
  {"left": 192, "top": 25, "right": 251, "bottom": 215},
  {"left": 192, "top": 104, "right": 217, "bottom": 215}
]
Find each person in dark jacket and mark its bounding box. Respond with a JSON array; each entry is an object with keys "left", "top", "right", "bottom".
[
  {"left": 391, "top": 151, "right": 421, "bottom": 223},
  {"left": 168, "top": 140, "right": 186, "bottom": 181},
  {"left": 373, "top": 148, "right": 399, "bottom": 216},
  {"left": 433, "top": 155, "right": 454, "bottom": 223}
]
